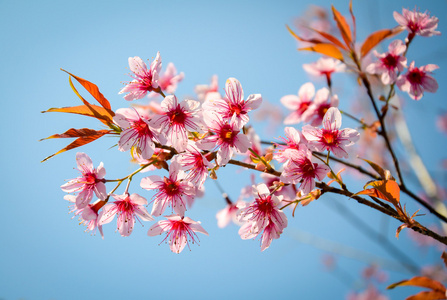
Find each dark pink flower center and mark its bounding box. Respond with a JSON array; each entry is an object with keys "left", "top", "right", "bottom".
[
  {"left": 163, "top": 177, "right": 180, "bottom": 196},
  {"left": 117, "top": 199, "right": 134, "bottom": 213},
  {"left": 381, "top": 54, "right": 398, "bottom": 69},
  {"left": 84, "top": 173, "right": 97, "bottom": 185},
  {"left": 167, "top": 107, "right": 187, "bottom": 125},
  {"left": 297, "top": 100, "right": 311, "bottom": 115},
  {"left": 300, "top": 159, "right": 317, "bottom": 178},
  {"left": 322, "top": 129, "right": 339, "bottom": 146},
  {"left": 255, "top": 195, "right": 274, "bottom": 215},
  {"left": 317, "top": 104, "right": 331, "bottom": 119},
  {"left": 219, "top": 125, "right": 238, "bottom": 143},
  {"left": 133, "top": 119, "right": 150, "bottom": 136},
  {"left": 408, "top": 68, "right": 424, "bottom": 85},
  {"left": 229, "top": 103, "right": 245, "bottom": 116},
  {"left": 139, "top": 72, "right": 155, "bottom": 92}
]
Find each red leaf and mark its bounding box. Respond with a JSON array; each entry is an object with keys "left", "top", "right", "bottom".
[
  {"left": 299, "top": 43, "right": 344, "bottom": 61},
  {"left": 407, "top": 291, "right": 447, "bottom": 300},
  {"left": 40, "top": 128, "right": 110, "bottom": 162},
  {"left": 331, "top": 5, "right": 353, "bottom": 49},
  {"left": 360, "top": 27, "right": 404, "bottom": 57},
  {"left": 307, "top": 27, "right": 348, "bottom": 51},
  {"left": 388, "top": 276, "right": 446, "bottom": 293},
  {"left": 61, "top": 69, "right": 113, "bottom": 112},
  {"left": 286, "top": 25, "right": 324, "bottom": 44},
  {"left": 42, "top": 105, "right": 115, "bottom": 126}
]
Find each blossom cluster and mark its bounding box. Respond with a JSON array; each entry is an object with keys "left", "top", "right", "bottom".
[{"left": 49, "top": 6, "right": 442, "bottom": 261}]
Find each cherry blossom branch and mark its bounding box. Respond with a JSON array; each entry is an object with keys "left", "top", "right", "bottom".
[{"left": 227, "top": 158, "right": 447, "bottom": 245}]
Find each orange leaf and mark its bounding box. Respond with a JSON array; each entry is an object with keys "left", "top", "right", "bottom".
[
  {"left": 396, "top": 223, "right": 408, "bottom": 239},
  {"left": 360, "top": 27, "right": 404, "bottom": 57},
  {"left": 286, "top": 25, "right": 324, "bottom": 44},
  {"left": 41, "top": 129, "right": 110, "bottom": 162},
  {"left": 407, "top": 291, "right": 447, "bottom": 300},
  {"left": 299, "top": 43, "right": 344, "bottom": 61},
  {"left": 307, "top": 27, "right": 348, "bottom": 50},
  {"left": 388, "top": 276, "right": 446, "bottom": 292},
  {"left": 42, "top": 105, "right": 115, "bottom": 126},
  {"left": 61, "top": 69, "right": 113, "bottom": 112},
  {"left": 40, "top": 128, "right": 111, "bottom": 140},
  {"left": 331, "top": 5, "right": 352, "bottom": 49},
  {"left": 365, "top": 180, "right": 400, "bottom": 205},
  {"left": 349, "top": 0, "right": 356, "bottom": 42},
  {"left": 359, "top": 157, "right": 388, "bottom": 179}
]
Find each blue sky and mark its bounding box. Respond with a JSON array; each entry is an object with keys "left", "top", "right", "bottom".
[{"left": 1, "top": 0, "right": 447, "bottom": 299}]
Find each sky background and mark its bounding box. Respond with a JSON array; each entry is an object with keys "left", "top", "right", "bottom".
[{"left": 1, "top": 0, "right": 447, "bottom": 299}]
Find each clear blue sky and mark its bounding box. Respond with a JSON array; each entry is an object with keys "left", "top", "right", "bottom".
[{"left": 1, "top": 0, "right": 447, "bottom": 299}]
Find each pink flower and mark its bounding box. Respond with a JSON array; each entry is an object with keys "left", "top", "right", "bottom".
[
  {"left": 119, "top": 52, "right": 162, "bottom": 100},
  {"left": 303, "top": 57, "right": 345, "bottom": 82},
  {"left": 274, "top": 127, "right": 307, "bottom": 163},
  {"left": 280, "top": 150, "right": 329, "bottom": 194},
  {"left": 281, "top": 82, "right": 314, "bottom": 124},
  {"left": 61, "top": 152, "right": 107, "bottom": 209},
  {"left": 302, "top": 87, "right": 339, "bottom": 126},
  {"left": 366, "top": 40, "right": 407, "bottom": 85},
  {"left": 173, "top": 141, "right": 214, "bottom": 186},
  {"left": 394, "top": 8, "right": 440, "bottom": 37},
  {"left": 396, "top": 61, "right": 439, "bottom": 100},
  {"left": 148, "top": 214, "right": 208, "bottom": 253},
  {"left": 302, "top": 107, "right": 360, "bottom": 158},
  {"left": 140, "top": 162, "right": 195, "bottom": 217},
  {"left": 197, "top": 113, "right": 251, "bottom": 166},
  {"left": 195, "top": 75, "right": 220, "bottom": 102},
  {"left": 238, "top": 183, "right": 288, "bottom": 251},
  {"left": 260, "top": 173, "right": 297, "bottom": 203},
  {"left": 154, "top": 62, "right": 184, "bottom": 95},
  {"left": 113, "top": 108, "right": 166, "bottom": 159},
  {"left": 150, "top": 95, "right": 202, "bottom": 152},
  {"left": 65, "top": 195, "right": 104, "bottom": 238},
  {"left": 98, "top": 193, "right": 154, "bottom": 237},
  {"left": 203, "top": 77, "right": 262, "bottom": 128},
  {"left": 216, "top": 200, "right": 247, "bottom": 228}
]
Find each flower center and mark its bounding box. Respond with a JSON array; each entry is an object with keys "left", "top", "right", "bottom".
[
  {"left": 297, "top": 100, "right": 311, "bottom": 115},
  {"left": 168, "top": 107, "right": 187, "bottom": 125},
  {"left": 322, "top": 129, "right": 338, "bottom": 146},
  {"left": 85, "top": 173, "right": 97, "bottom": 185},
  {"left": 229, "top": 103, "right": 244, "bottom": 116},
  {"left": 408, "top": 68, "right": 424, "bottom": 85},
  {"left": 300, "top": 159, "right": 316, "bottom": 177},
  {"left": 133, "top": 119, "right": 150, "bottom": 136},
  {"left": 163, "top": 177, "right": 179, "bottom": 195},
  {"left": 381, "top": 54, "right": 398, "bottom": 69},
  {"left": 220, "top": 125, "right": 237, "bottom": 142}
]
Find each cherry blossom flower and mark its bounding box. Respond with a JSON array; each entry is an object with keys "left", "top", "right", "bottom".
[
  {"left": 203, "top": 77, "right": 262, "bottom": 128},
  {"left": 260, "top": 173, "right": 297, "bottom": 205},
  {"left": 216, "top": 200, "right": 247, "bottom": 228},
  {"left": 150, "top": 95, "right": 202, "bottom": 152},
  {"left": 302, "top": 87, "right": 339, "bottom": 126},
  {"left": 396, "top": 61, "right": 439, "bottom": 100},
  {"left": 98, "top": 193, "right": 153, "bottom": 237},
  {"left": 302, "top": 107, "right": 360, "bottom": 158},
  {"left": 280, "top": 150, "right": 329, "bottom": 194},
  {"left": 195, "top": 75, "right": 220, "bottom": 102},
  {"left": 61, "top": 152, "right": 107, "bottom": 209},
  {"left": 303, "top": 57, "right": 345, "bottom": 83},
  {"left": 238, "top": 183, "right": 288, "bottom": 251},
  {"left": 153, "top": 62, "right": 184, "bottom": 95},
  {"left": 113, "top": 108, "right": 166, "bottom": 159},
  {"left": 197, "top": 113, "right": 251, "bottom": 166},
  {"left": 394, "top": 8, "right": 440, "bottom": 37},
  {"left": 274, "top": 127, "right": 307, "bottom": 163},
  {"left": 148, "top": 214, "right": 208, "bottom": 253},
  {"left": 173, "top": 141, "right": 214, "bottom": 186},
  {"left": 140, "top": 162, "right": 195, "bottom": 217},
  {"left": 119, "top": 52, "right": 162, "bottom": 100},
  {"left": 65, "top": 195, "right": 104, "bottom": 238},
  {"left": 366, "top": 40, "right": 407, "bottom": 85},
  {"left": 281, "top": 82, "right": 315, "bottom": 124}
]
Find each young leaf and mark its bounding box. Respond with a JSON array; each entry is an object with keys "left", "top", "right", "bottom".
[
  {"left": 356, "top": 180, "right": 400, "bottom": 206},
  {"left": 349, "top": 0, "right": 356, "bottom": 43},
  {"left": 331, "top": 5, "right": 353, "bottom": 49},
  {"left": 387, "top": 276, "right": 446, "bottom": 293},
  {"left": 40, "top": 128, "right": 110, "bottom": 162},
  {"left": 307, "top": 27, "right": 348, "bottom": 50},
  {"left": 286, "top": 24, "right": 324, "bottom": 44},
  {"left": 61, "top": 69, "right": 113, "bottom": 112},
  {"left": 360, "top": 27, "right": 404, "bottom": 57},
  {"left": 299, "top": 43, "right": 344, "bottom": 61},
  {"left": 42, "top": 105, "right": 115, "bottom": 126},
  {"left": 359, "top": 157, "right": 388, "bottom": 179}
]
